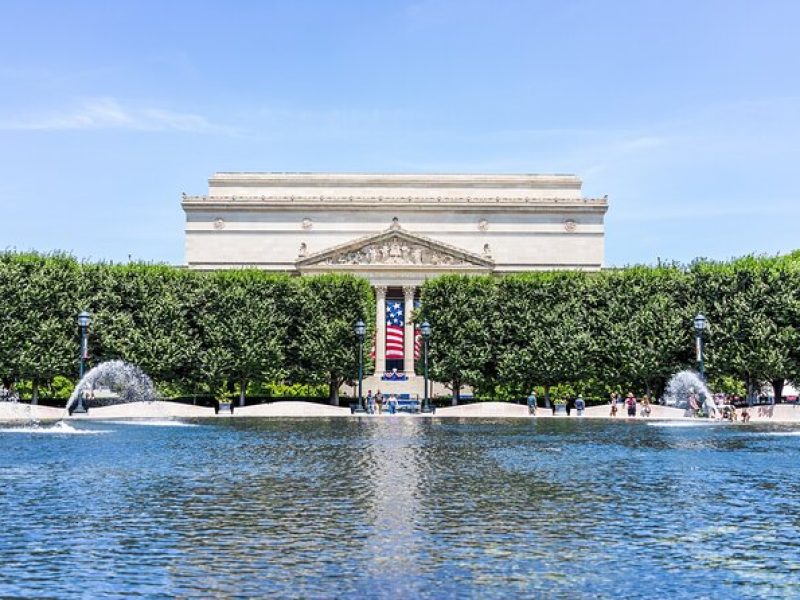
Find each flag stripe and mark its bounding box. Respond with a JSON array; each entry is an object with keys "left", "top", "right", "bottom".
[
  {"left": 386, "top": 325, "right": 404, "bottom": 358},
  {"left": 385, "top": 300, "right": 405, "bottom": 359}
]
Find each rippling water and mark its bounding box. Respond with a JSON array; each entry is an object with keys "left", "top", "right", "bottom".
[{"left": 1, "top": 418, "right": 799, "bottom": 599}]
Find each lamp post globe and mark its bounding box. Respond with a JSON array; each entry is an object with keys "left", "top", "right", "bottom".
[
  {"left": 694, "top": 313, "right": 706, "bottom": 383},
  {"left": 77, "top": 311, "right": 91, "bottom": 329},
  {"left": 693, "top": 313, "right": 706, "bottom": 334},
  {"left": 354, "top": 320, "right": 366, "bottom": 412},
  {"left": 420, "top": 321, "right": 431, "bottom": 412}
]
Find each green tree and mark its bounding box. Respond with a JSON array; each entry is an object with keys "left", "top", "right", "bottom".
[
  {"left": 196, "top": 270, "right": 294, "bottom": 405},
  {"left": 419, "top": 275, "right": 498, "bottom": 405},
  {"left": 692, "top": 256, "right": 800, "bottom": 401},
  {"left": 294, "top": 274, "right": 373, "bottom": 405},
  {"left": 496, "top": 272, "right": 594, "bottom": 406},
  {"left": 81, "top": 263, "right": 202, "bottom": 388},
  {"left": 0, "top": 253, "right": 81, "bottom": 402},
  {"left": 592, "top": 265, "right": 692, "bottom": 398}
]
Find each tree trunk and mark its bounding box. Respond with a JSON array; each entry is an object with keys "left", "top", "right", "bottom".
[
  {"left": 451, "top": 380, "right": 460, "bottom": 406},
  {"left": 745, "top": 377, "right": 755, "bottom": 405},
  {"left": 328, "top": 374, "right": 339, "bottom": 406},
  {"left": 772, "top": 378, "right": 784, "bottom": 404},
  {"left": 239, "top": 377, "right": 247, "bottom": 407},
  {"left": 31, "top": 380, "right": 39, "bottom": 405}
]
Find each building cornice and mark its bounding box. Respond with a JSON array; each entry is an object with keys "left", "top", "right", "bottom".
[{"left": 182, "top": 194, "right": 608, "bottom": 213}]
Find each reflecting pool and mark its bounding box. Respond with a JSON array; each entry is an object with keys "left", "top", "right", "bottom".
[{"left": 1, "top": 418, "right": 799, "bottom": 598}]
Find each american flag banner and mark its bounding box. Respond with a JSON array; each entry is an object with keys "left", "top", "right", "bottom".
[
  {"left": 414, "top": 299, "right": 422, "bottom": 360},
  {"left": 385, "top": 300, "right": 405, "bottom": 359}
]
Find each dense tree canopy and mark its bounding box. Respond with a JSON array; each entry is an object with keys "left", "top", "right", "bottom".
[
  {"left": 419, "top": 275, "right": 498, "bottom": 404},
  {"left": 293, "top": 274, "right": 374, "bottom": 405},
  {"left": 691, "top": 256, "right": 800, "bottom": 401},
  {"left": 0, "top": 253, "right": 81, "bottom": 401},
  {"left": 2, "top": 250, "right": 800, "bottom": 405},
  {"left": 592, "top": 266, "right": 692, "bottom": 398},
  {"left": 495, "top": 272, "right": 594, "bottom": 405},
  {"left": 196, "top": 270, "right": 295, "bottom": 405}
]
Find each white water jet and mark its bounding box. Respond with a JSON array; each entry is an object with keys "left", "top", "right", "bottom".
[
  {"left": 663, "top": 370, "right": 720, "bottom": 418},
  {"left": 65, "top": 360, "right": 156, "bottom": 414}
]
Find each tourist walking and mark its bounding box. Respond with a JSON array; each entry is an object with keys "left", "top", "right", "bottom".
[
  {"left": 367, "top": 389, "right": 375, "bottom": 414},
  {"left": 625, "top": 392, "right": 637, "bottom": 417},
  {"left": 388, "top": 394, "right": 398, "bottom": 414},
  {"left": 609, "top": 393, "right": 619, "bottom": 417},
  {"left": 575, "top": 394, "right": 585, "bottom": 416},
  {"left": 527, "top": 390, "right": 537, "bottom": 415},
  {"left": 376, "top": 390, "right": 383, "bottom": 414}
]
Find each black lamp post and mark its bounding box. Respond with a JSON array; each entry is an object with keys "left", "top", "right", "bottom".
[
  {"left": 354, "top": 319, "right": 366, "bottom": 412},
  {"left": 421, "top": 321, "right": 431, "bottom": 412},
  {"left": 73, "top": 311, "right": 92, "bottom": 414},
  {"left": 694, "top": 313, "right": 706, "bottom": 383}
]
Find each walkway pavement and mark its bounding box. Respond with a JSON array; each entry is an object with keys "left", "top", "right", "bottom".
[{"left": 1, "top": 400, "right": 798, "bottom": 422}]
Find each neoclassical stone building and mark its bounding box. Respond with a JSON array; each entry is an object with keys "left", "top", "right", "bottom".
[{"left": 182, "top": 172, "right": 608, "bottom": 389}]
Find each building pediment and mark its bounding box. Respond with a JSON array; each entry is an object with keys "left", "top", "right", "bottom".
[{"left": 297, "top": 221, "right": 494, "bottom": 270}]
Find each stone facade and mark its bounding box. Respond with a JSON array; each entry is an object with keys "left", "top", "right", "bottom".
[{"left": 182, "top": 172, "right": 608, "bottom": 387}]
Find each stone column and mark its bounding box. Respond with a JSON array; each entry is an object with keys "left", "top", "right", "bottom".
[
  {"left": 403, "top": 286, "right": 416, "bottom": 375},
  {"left": 375, "top": 286, "right": 387, "bottom": 375}
]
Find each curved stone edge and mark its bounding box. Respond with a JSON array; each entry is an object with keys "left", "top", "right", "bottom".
[
  {"left": 2, "top": 400, "right": 799, "bottom": 422},
  {"left": 233, "top": 401, "right": 351, "bottom": 417}
]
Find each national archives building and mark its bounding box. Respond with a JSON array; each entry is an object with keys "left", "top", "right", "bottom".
[{"left": 182, "top": 172, "right": 608, "bottom": 384}]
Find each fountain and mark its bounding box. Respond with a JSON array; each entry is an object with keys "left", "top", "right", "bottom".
[
  {"left": 65, "top": 360, "right": 156, "bottom": 415},
  {"left": 663, "top": 370, "right": 720, "bottom": 418}
]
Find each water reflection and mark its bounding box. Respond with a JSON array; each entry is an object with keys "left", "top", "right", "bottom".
[{"left": 0, "top": 418, "right": 798, "bottom": 598}]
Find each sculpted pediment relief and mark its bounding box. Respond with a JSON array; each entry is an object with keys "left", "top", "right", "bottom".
[
  {"left": 318, "top": 235, "right": 468, "bottom": 266},
  {"left": 297, "top": 223, "right": 493, "bottom": 269}
]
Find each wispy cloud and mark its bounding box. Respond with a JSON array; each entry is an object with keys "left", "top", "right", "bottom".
[{"left": 0, "top": 97, "right": 234, "bottom": 134}]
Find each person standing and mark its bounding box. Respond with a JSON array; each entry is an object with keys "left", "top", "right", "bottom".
[
  {"left": 575, "top": 394, "right": 585, "bottom": 416},
  {"left": 626, "top": 392, "right": 637, "bottom": 417},
  {"left": 688, "top": 391, "right": 700, "bottom": 417},
  {"left": 375, "top": 389, "right": 383, "bottom": 414},
  {"left": 367, "top": 389, "right": 375, "bottom": 414},
  {"left": 609, "top": 393, "right": 618, "bottom": 417},
  {"left": 527, "top": 390, "right": 537, "bottom": 416},
  {"left": 641, "top": 394, "right": 652, "bottom": 417}
]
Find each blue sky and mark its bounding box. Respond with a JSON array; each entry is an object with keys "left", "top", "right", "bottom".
[{"left": 1, "top": 0, "right": 798, "bottom": 266}]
